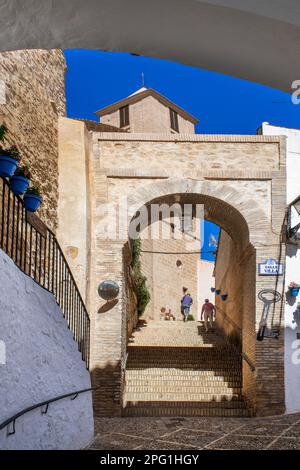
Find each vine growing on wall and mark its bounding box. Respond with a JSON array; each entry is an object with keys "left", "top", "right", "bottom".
[{"left": 131, "top": 238, "right": 150, "bottom": 316}]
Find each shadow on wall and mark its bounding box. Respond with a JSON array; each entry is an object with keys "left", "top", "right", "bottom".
[
  {"left": 91, "top": 362, "right": 123, "bottom": 417},
  {"left": 0, "top": 249, "right": 94, "bottom": 450},
  {"left": 98, "top": 299, "right": 119, "bottom": 314}
]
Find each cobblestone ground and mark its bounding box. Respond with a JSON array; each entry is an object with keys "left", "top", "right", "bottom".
[{"left": 91, "top": 413, "right": 300, "bottom": 450}]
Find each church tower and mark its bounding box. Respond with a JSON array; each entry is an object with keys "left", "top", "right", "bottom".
[{"left": 95, "top": 87, "right": 198, "bottom": 134}]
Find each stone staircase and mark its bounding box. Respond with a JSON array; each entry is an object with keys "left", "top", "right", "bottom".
[{"left": 123, "top": 321, "right": 253, "bottom": 417}]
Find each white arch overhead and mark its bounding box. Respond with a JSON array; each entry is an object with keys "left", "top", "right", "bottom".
[{"left": 1, "top": 0, "right": 300, "bottom": 92}]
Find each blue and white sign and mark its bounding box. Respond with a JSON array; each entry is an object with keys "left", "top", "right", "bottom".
[{"left": 258, "top": 259, "right": 284, "bottom": 276}]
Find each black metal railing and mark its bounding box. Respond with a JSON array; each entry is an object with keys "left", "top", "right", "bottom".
[
  {"left": 0, "top": 177, "right": 90, "bottom": 368},
  {"left": 0, "top": 386, "right": 97, "bottom": 436}
]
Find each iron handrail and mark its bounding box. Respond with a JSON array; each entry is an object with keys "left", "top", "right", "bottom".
[
  {"left": 0, "top": 177, "right": 90, "bottom": 368},
  {"left": 215, "top": 305, "right": 242, "bottom": 334},
  {"left": 215, "top": 305, "right": 255, "bottom": 372},
  {"left": 0, "top": 387, "right": 98, "bottom": 436}
]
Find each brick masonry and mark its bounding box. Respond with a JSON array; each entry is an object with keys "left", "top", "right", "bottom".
[
  {"left": 101, "top": 94, "right": 195, "bottom": 134},
  {"left": 86, "top": 132, "right": 286, "bottom": 417}
]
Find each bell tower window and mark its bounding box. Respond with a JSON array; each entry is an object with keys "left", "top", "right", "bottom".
[
  {"left": 120, "top": 105, "right": 129, "bottom": 128},
  {"left": 170, "top": 108, "right": 179, "bottom": 132}
]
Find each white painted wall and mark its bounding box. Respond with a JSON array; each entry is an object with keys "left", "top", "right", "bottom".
[
  {"left": 262, "top": 122, "right": 300, "bottom": 413},
  {"left": 0, "top": 250, "right": 94, "bottom": 450},
  {"left": 197, "top": 260, "right": 215, "bottom": 321}
]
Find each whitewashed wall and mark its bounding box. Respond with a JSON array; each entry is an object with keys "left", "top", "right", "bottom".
[
  {"left": 262, "top": 123, "right": 300, "bottom": 413},
  {"left": 0, "top": 249, "right": 94, "bottom": 449}
]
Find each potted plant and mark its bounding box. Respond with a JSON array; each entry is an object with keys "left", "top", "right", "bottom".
[
  {"left": 23, "top": 184, "right": 42, "bottom": 212},
  {"left": 296, "top": 302, "right": 300, "bottom": 320},
  {"left": 0, "top": 127, "right": 22, "bottom": 177},
  {"left": 10, "top": 164, "right": 32, "bottom": 195},
  {"left": 288, "top": 281, "right": 300, "bottom": 297},
  {"left": 215, "top": 289, "right": 221, "bottom": 295}
]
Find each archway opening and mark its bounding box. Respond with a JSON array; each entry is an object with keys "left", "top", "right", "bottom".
[{"left": 123, "top": 191, "right": 255, "bottom": 417}]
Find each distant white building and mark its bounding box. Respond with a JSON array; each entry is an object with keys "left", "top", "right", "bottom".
[{"left": 262, "top": 123, "right": 300, "bottom": 413}]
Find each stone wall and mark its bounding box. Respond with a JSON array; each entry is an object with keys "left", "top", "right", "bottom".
[
  {"left": 215, "top": 230, "right": 257, "bottom": 406},
  {"left": 88, "top": 133, "right": 286, "bottom": 417},
  {"left": 215, "top": 229, "right": 243, "bottom": 344},
  {"left": 57, "top": 117, "right": 92, "bottom": 303},
  {"left": 0, "top": 49, "right": 66, "bottom": 231},
  {"left": 140, "top": 220, "right": 200, "bottom": 321},
  {"left": 98, "top": 135, "right": 281, "bottom": 174}
]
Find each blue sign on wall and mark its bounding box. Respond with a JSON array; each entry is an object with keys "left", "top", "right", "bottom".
[{"left": 258, "top": 259, "right": 284, "bottom": 276}]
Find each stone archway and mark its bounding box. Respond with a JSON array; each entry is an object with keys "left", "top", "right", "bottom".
[
  {"left": 124, "top": 182, "right": 255, "bottom": 415},
  {"left": 91, "top": 173, "right": 285, "bottom": 418}
]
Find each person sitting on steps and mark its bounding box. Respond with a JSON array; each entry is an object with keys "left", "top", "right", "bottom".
[{"left": 160, "top": 307, "right": 175, "bottom": 321}]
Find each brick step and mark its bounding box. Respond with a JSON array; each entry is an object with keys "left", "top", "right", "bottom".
[
  {"left": 127, "top": 366, "right": 241, "bottom": 371},
  {"left": 126, "top": 384, "right": 242, "bottom": 390},
  {"left": 124, "top": 392, "right": 243, "bottom": 401},
  {"left": 122, "top": 406, "right": 253, "bottom": 417},
  {"left": 126, "top": 372, "right": 241, "bottom": 379},
  {"left": 129, "top": 344, "right": 224, "bottom": 347},
  {"left": 125, "top": 375, "right": 242, "bottom": 383},
  {"left": 123, "top": 398, "right": 248, "bottom": 407},
  {"left": 126, "top": 368, "right": 241, "bottom": 374},
  {"left": 128, "top": 346, "right": 233, "bottom": 349},
  {"left": 125, "top": 371, "right": 242, "bottom": 387},
  {"left": 125, "top": 388, "right": 242, "bottom": 395},
  {"left": 127, "top": 351, "right": 240, "bottom": 357},
  {"left": 127, "top": 354, "right": 239, "bottom": 359},
  {"left": 126, "top": 382, "right": 242, "bottom": 395},
  {"left": 126, "top": 381, "right": 241, "bottom": 388}
]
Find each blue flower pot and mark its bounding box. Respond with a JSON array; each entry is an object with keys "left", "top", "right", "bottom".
[
  {"left": 221, "top": 294, "right": 228, "bottom": 301},
  {"left": 215, "top": 289, "right": 221, "bottom": 295},
  {"left": 10, "top": 175, "right": 30, "bottom": 196},
  {"left": 289, "top": 287, "right": 300, "bottom": 297},
  {"left": 23, "top": 193, "right": 42, "bottom": 212},
  {"left": 0, "top": 155, "right": 18, "bottom": 178},
  {"left": 210, "top": 287, "right": 216, "bottom": 293}
]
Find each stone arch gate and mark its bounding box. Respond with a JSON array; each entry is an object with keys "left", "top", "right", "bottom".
[{"left": 57, "top": 129, "right": 286, "bottom": 417}]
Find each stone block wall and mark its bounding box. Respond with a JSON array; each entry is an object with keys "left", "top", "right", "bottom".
[
  {"left": 141, "top": 225, "right": 200, "bottom": 321},
  {"left": 0, "top": 49, "right": 66, "bottom": 231},
  {"left": 71, "top": 132, "right": 286, "bottom": 417},
  {"left": 215, "top": 229, "right": 243, "bottom": 344}
]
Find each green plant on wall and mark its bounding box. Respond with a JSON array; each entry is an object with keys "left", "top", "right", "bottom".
[
  {"left": 0, "top": 124, "right": 7, "bottom": 144},
  {"left": 186, "top": 314, "right": 195, "bottom": 321},
  {"left": 131, "top": 238, "right": 150, "bottom": 316}
]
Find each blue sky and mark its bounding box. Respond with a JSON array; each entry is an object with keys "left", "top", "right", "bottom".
[{"left": 64, "top": 49, "right": 300, "bottom": 260}]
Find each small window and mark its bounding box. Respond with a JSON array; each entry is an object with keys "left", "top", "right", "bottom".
[
  {"left": 120, "top": 105, "right": 129, "bottom": 128},
  {"left": 170, "top": 108, "right": 179, "bottom": 132}
]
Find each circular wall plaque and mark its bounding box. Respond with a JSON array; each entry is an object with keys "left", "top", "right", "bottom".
[{"left": 98, "top": 280, "right": 119, "bottom": 301}]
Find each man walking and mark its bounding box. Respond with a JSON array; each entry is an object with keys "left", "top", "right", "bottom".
[
  {"left": 201, "top": 299, "right": 216, "bottom": 332},
  {"left": 181, "top": 292, "right": 193, "bottom": 322}
]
